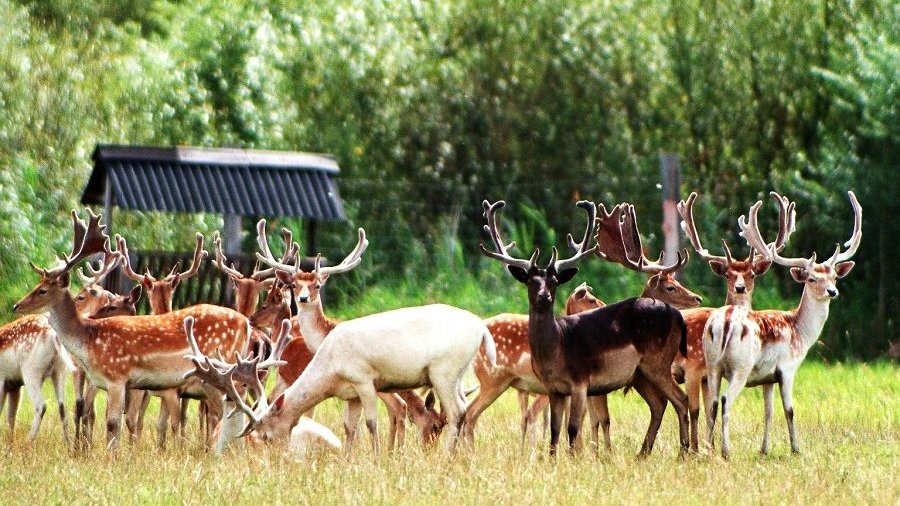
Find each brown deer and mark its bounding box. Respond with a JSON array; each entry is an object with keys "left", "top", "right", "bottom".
[
  {"left": 704, "top": 191, "right": 860, "bottom": 458},
  {"left": 480, "top": 199, "right": 690, "bottom": 456},
  {"left": 674, "top": 191, "right": 794, "bottom": 451},
  {"left": 253, "top": 221, "right": 444, "bottom": 450},
  {"left": 13, "top": 209, "right": 252, "bottom": 449},
  {"left": 467, "top": 202, "right": 702, "bottom": 451},
  {"left": 116, "top": 233, "right": 207, "bottom": 446}
]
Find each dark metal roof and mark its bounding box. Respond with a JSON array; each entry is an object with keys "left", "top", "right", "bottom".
[{"left": 81, "top": 145, "right": 346, "bottom": 220}]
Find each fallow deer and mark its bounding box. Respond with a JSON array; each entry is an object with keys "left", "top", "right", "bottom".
[
  {"left": 704, "top": 191, "right": 860, "bottom": 458},
  {"left": 675, "top": 191, "right": 794, "bottom": 451},
  {"left": 183, "top": 317, "right": 342, "bottom": 457},
  {"left": 467, "top": 202, "right": 702, "bottom": 452},
  {"left": 253, "top": 220, "right": 445, "bottom": 451},
  {"left": 480, "top": 199, "right": 690, "bottom": 456},
  {"left": 13, "top": 209, "right": 252, "bottom": 449},
  {"left": 249, "top": 285, "right": 447, "bottom": 447},
  {"left": 117, "top": 233, "right": 207, "bottom": 446}
]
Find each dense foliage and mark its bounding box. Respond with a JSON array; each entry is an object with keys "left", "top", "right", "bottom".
[{"left": 0, "top": 0, "right": 895, "bottom": 358}]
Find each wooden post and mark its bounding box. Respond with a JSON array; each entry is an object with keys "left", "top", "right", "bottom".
[
  {"left": 222, "top": 214, "right": 242, "bottom": 306},
  {"left": 659, "top": 153, "right": 681, "bottom": 272},
  {"left": 305, "top": 219, "right": 318, "bottom": 257}
]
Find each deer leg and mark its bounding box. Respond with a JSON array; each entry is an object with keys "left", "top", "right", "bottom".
[
  {"left": 700, "top": 378, "right": 712, "bottom": 450},
  {"left": 22, "top": 368, "right": 47, "bottom": 444},
  {"left": 180, "top": 399, "right": 190, "bottom": 438},
  {"left": 158, "top": 390, "right": 182, "bottom": 449},
  {"left": 105, "top": 384, "right": 126, "bottom": 450},
  {"left": 524, "top": 394, "right": 550, "bottom": 450},
  {"left": 463, "top": 376, "right": 513, "bottom": 447},
  {"left": 684, "top": 366, "right": 703, "bottom": 453},
  {"left": 548, "top": 393, "right": 567, "bottom": 457},
  {"left": 354, "top": 383, "right": 381, "bottom": 455},
  {"left": 135, "top": 390, "right": 152, "bottom": 442},
  {"left": 630, "top": 373, "right": 667, "bottom": 457},
  {"left": 73, "top": 369, "right": 85, "bottom": 448},
  {"left": 641, "top": 362, "right": 690, "bottom": 455},
  {"left": 720, "top": 370, "right": 750, "bottom": 460},
  {"left": 51, "top": 362, "right": 70, "bottom": 445},
  {"left": 760, "top": 383, "right": 775, "bottom": 455},
  {"left": 567, "top": 385, "right": 588, "bottom": 453},
  {"left": 5, "top": 385, "right": 21, "bottom": 441},
  {"left": 378, "top": 393, "right": 407, "bottom": 452},
  {"left": 83, "top": 383, "right": 97, "bottom": 448},
  {"left": 706, "top": 367, "right": 723, "bottom": 450},
  {"left": 777, "top": 370, "right": 800, "bottom": 454},
  {"left": 123, "top": 390, "right": 139, "bottom": 443},
  {"left": 343, "top": 399, "right": 363, "bottom": 453},
  {"left": 587, "top": 395, "right": 611, "bottom": 453}
]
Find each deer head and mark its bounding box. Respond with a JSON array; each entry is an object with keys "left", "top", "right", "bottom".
[
  {"left": 255, "top": 219, "right": 367, "bottom": 310},
  {"left": 594, "top": 202, "right": 702, "bottom": 309},
  {"left": 117, "top": 233, "right": 207, "bottom": 314},
  {"left": 211, "top": 230, "right": 280, "bottom": 316},
  {"left": 89, "top": 285, "right": 142, "bottom": 319},
  {"left": 740, "top": 191, "right": 860, "bottom": 301},
  {"left": 564, "top": 282, "right": 605, "bottom": 314},
  {"left": 73, "top": 249, "right": 122, "bottom": 316},
  {"left": 481, "top": 200, "right": 597, "bottom": 310},
  {"left": 679, "top": 192, "right": 795, "bottom": 305},
  {"left": 15, "top": 209, "right": 116, "bottom": 315}
]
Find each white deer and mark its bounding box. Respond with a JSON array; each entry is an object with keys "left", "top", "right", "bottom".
[{"left": 703, "top": 191, "right": 860, "bottom": 458}]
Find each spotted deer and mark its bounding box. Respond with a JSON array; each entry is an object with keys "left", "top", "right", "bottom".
[
  {"left": 253, "top": 221, "right": 444, "bottom": 450},
  {"left": 704, "top": 191, "right": 860, "bottom": 458},
  {"left": 480, "top": 199, "right": 690, "bottom": 456},
  {"left": 72, "top": 257, "right": 142, "bottom": 448},
  {"left": 116, "top": 233, "right": 208, "bottom": 446},
  {"left": 674, "top": 191, "right": 795, "bottom": 451},
  {"left": 13, "top": 209, "right": 252, "bottom": 449},
  {"left": 467, "top": 202, "right": 702, "bottom": 451}
]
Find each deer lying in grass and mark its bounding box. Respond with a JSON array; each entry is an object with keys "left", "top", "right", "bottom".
[
  {"left": 704, "top": 191, "right": 860, "bottom": 458},
  {"left": 183, "top": 317, "right": 342, "bottom": 457},
  {"left": 467, "top": 202, "right": 702, "bottom": 451},
  {"left": 674, "top": 191, "right": 794, "bottom": 451},
  {"left": 253, "top": 221, "right": 445, "bottom": 450},
  {"left": 13, "top": 209, "right": 252, "bottom": 449},
  {"left": 481, "top": 199, "right": 689, "bottom": 456}
]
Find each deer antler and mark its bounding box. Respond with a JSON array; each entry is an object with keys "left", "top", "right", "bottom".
[
  {"left": 77, "top": 248, "right": 121, "bottom": 286},
  {"left": 825, "top": 191, "right": 862, "bottom": 265},
  {"left": 255, "top": 219, "right": 301, "bottom": 273},
  {"left": 45, "top": 209, "right": 112, "bottom": 276},
  {"left": 678, "top": 192, "right": 729, "bottom": 265},
  {"left": 553, "top": 200, "right": 598, "bottom": 272},
  {"left": 739, "top": 199, "right": 815, "bottom": 269},
  {"left": 115, "top": 234, "right": 151, "bottom": 283},
  {"left": 315, "top": 228, "right": 369, "bottom": 277},
  {"left": 597, "top": 202, "right": 687, "bottom": 275},
  {"left": 165, "top": 233, "right": 207, "bottom": 281},
  {"left": 479, "top": 200, "right": 539, "bottom": 271}
]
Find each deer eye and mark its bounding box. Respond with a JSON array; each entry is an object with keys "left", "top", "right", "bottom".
[
  {"left": 38, "top": 288, "right": 47, "bottom": 295},
  {"left": 807, "top": 278, "right": 815, "bottom": 283},
  {"left": 76, "top": 295, "right": 86, "bottom": 300},
  {"left": 665, "top": 286, "right": 675, "bottom": 292}
]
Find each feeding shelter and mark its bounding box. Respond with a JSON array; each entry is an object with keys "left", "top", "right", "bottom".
[{"left": 80, "top": 144, "right": 346, "bottom": 309}]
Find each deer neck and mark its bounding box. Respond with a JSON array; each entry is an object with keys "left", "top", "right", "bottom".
[
  {"left": 45, "top": 293, "right": 92, "bottom": 366},
  {"left": 295, "top": 301, "right": 336, "bottom": 353},
  {"left": 234, "top": 284, "right": 262, "bottom": 317},
  {"left": 725, "top": 291, "right": 752, "bottom": 308},
  {"left": 527, "top": 304, "right": 562, "bottom": 367},
  {"left": 790, "top": 287, "right": 831, "bottom": 354}
]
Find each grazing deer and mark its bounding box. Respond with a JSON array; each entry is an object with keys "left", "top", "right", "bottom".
[
  {"left": 704, "top": 191, "right": 860, "bottom": 458},
  {"left": 480, "top": 199, "right": 690, "bottom": 456},
  {"left": 183, "top": 317, "right": 342, "bottom": 457},
  {"left": 467, "top": 202, "right": 702, "bottom": 451},
  {"left": 117, "top": 233, "right": 207, "bottom": 446},
  {"left": 13, "top": 209, "right": 252, "bottom": 449},
  {"left": 674, "top": 191, "right": 794, "bottom": 451},
  {"left": 253, "top": 221, "right": 445, "bottom": 450}
]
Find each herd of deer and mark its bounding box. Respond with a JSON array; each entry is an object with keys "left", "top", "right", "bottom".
[{"left": 0, "top": 188, "right": 860, "bottom": 460}]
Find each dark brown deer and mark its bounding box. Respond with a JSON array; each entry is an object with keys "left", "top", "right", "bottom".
[
  {"left": 480, "top": 199, "right": 689, "bottom": 456},
  {"left": 674, "top": 191, "right": 794, "bottom": 451}
]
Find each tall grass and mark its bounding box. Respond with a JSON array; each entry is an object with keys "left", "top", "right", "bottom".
[{"left": 0, "top": 362, "right": 895, "bottom": 504}]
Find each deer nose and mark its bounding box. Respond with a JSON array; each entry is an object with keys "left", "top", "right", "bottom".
[
  {"left": 12, "top": 303, "right": 19, "bottom": 312},
  {"left": 297, "top": 295, "right": 309, "bottom": 303},
  {"left": 735, "top": 285, "right": 746, "bottom": 294},
  {"left": 827, "top": 287, "right": 839, "bottom": 298},
  {"left": 694, "top": 295, "right": 703, "bottom": 304}
]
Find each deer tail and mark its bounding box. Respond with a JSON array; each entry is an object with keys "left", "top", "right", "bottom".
[
  {"left": 679, "top": 316, "right": 689, "bottom": 358},
  {"left": 482, "top": 327, "right": 497, "bottom": 368}
]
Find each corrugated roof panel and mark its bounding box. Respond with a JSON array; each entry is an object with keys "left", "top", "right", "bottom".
[{"left": 83, "top": 146, "right": 345, "bottom": 221}]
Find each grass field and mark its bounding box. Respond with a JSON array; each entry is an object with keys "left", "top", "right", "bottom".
[{"left": 0, "top": 361, "right": 896, "bottom": 505}]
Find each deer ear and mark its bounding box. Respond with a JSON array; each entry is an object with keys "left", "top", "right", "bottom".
[
  {"left": 752, "top": 259, "right": 772, "bottom": 275},
  {"left": 709, "top": 260, "right": 728, "bottom": 276},
  {"left": 424, "top": 390, "right": 436, "bottom": 411},
  {"left": 556, "top": 268, "right": 578, "bottom": 285},
  {"left": 142, "top": 275, "right": 154, "bottom": 290},
  {"left": 789, "top": 267, "right": 808, "bottom": 283},
  {"left": 170, "top": 273, "right": 181, "bottom": 289},
  {"left": 275, "top": 271, "right": 294, "bottom": 285},
  {"left": 128, "top": 285, "right": 142, "bottom": 303},
  {"left": 273, "top": 393, "right": 286, "bottom": 411},
  {"left": 507, "top": 266, "right": 529, "bottom": 283},
  {"left": 834, "top": 261, "right": 855, "bottom": 278},
  {"left": 58, "top": 271, "right": 71, "bottom": 288}
]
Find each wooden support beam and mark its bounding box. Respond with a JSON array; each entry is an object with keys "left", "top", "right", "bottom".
[{"left": 659, "top": 153, "right": 681, "bottom": 274}]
